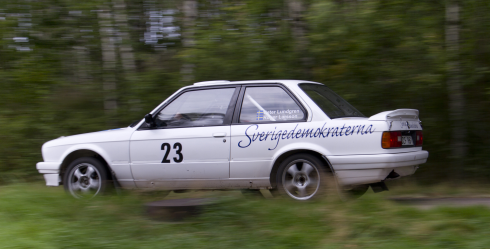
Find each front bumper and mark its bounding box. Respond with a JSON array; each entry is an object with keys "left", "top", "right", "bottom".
[
  {"left": 327, "top": 150, "right": 428, "bottom": 186},
  {"left": 37, "top": 162, "right": 61, "bottom": 186}
]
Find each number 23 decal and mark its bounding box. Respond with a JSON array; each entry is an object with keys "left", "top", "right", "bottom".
[{"left": 161, "top": 142, "right": 183, "bottom": 163}]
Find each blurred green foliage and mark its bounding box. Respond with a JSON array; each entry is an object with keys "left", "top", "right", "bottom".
[{"left": 0, "top": 0, "right": 489, "bottom": 183}]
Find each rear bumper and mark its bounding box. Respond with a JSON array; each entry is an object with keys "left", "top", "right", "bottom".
[
  {"left": 37, "top": 162, "right": 61, "bottom": 186},
  {"left": 327, "top": 150, "right": 428, "bottom": 186}
]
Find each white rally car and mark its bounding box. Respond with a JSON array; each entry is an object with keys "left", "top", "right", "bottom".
[{"left": 37, "top": 80, "right": 428, "bottom": 200}]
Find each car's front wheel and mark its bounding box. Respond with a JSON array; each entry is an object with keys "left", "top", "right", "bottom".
[
  {"left": 63, "top": 157, "right": 108, "bottom": 199},
  {"left": 276, "top": 154, "right": 331, "bottom": 201}
]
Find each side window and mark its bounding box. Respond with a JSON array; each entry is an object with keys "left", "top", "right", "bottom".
[
  {"left": 239, "top": 86, "right": 305, "bottom": 123},
  {"left": 155, "top": 88, "right": 235, "bottom": 128}
]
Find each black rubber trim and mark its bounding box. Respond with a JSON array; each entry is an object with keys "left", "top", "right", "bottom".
[{"left": 229, "top": 86, "right": 244, "bottom": 125}]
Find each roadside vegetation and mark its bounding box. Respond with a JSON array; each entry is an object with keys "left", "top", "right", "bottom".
[
  {"left": 1, "top": 1, "right": 490, "bottom": 246},
  {"left": 2, "top": 183, "right": 490, "bottom": 248},
  {"left": 1, "top": 0, "right": 490, "bottom": 185}
]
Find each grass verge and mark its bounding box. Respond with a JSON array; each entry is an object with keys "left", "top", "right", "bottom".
[{"left": 1, "top": 183, "right": 490, "bottom": 248}]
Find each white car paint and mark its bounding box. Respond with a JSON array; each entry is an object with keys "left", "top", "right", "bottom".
[{"left": 36, "top": 80, "right": 428, "bottom": 192}]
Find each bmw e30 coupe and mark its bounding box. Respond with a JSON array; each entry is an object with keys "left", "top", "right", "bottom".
[{"left": 37, "top": 80, "right": 428, "bottom": 200}]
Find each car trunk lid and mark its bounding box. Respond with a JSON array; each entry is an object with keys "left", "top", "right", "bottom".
[
  {"left": 368, "top": 109, "right": 421, "bottom": 130},
  {"left": 368, "top": 109, "right": 422, "bottom": 148},
  {"left": 368, "top": 109, "right": 419, "bottom": 121}
]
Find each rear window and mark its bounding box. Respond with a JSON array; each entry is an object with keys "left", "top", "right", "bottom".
[{"left": 299, "top": 83, "right": 364, "bottom": 119}]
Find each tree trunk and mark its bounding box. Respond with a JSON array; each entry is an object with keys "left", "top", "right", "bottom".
[
  {"left": 287, "top": 0, "right": 311, "bottom": 79},
  {"left": 446, "top": 2, "right": 467, "bottom": 172},
  {"left": 72, "top": 46, "right": 91, "bottom": 85},
  {"left": 98, "top": 9, "right": 118, "bottom": 120},
  {"left": 112, "top": 0, "right": 141, "bottom": 113},
  {"left": 112, "top": 0, "right": 136, "bottom": 73},
  {"left": 181, "top": 0, "right": 197, "bottom": 83}
]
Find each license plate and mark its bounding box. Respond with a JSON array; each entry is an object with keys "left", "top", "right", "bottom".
[{"left": 402, "top": 136, "right": 413, "bottom": 146}]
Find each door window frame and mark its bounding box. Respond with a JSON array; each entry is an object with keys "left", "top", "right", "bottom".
[
  {"left": 231, "top": 83, "right": 308, "bottom": 125},
  {"left": 138, "top": 85, "right": 242, "bottom": 130}
]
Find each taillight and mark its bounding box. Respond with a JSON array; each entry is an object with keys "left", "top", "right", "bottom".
[
  {"left": 416, "top": 130, "right": 423, "bottom": 146},
  {"left": 381, "top": 131, "right": 402, "bottom": 148}
]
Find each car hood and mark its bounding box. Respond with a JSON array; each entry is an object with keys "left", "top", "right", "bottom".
[{"left": 43, "top": 127, "right": 134, "bottom": 148}]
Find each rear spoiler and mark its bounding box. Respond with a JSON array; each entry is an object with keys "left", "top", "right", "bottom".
[{"left": 368, "top": 109, "right": 420, "bottom": 121}]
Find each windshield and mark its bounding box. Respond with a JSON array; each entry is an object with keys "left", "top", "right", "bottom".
[{"left": 299, "top": 83, "right": 364, "bottom": 119}]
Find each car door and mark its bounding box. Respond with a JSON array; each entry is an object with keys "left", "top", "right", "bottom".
[
  {"left": 229, "top": 84, "right": 308, "bottom": 187},
  {"left": 130, "top": 86, "right": 240, "bottom": 189}
]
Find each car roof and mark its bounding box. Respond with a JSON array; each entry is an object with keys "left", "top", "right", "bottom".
[{"left": 191, "top": 79, "right": 322, "bottom": 87}]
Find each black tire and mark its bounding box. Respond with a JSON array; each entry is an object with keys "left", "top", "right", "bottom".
[
  {"left": 275, "top": 153, "right": 332, "bottom": 201},
  {"left": 63, "top": 157, "right": 108, "bottom": 199}
]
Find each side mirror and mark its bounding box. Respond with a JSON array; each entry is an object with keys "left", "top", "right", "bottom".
[{"left": 144, "top": 114, "right": 156, "bottom": 128}]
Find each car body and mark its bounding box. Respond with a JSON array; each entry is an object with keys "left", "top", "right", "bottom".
[{"left": 37, "top": 80, "right": 428, "bottom": 200}]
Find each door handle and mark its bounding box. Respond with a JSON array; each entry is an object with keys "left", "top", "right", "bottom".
[{"left": 213, "top": 132, "right": 227, "bottom": 137}]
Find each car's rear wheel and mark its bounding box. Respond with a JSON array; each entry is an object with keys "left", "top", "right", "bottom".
[
  {"left": 64, "top": 157, "right": 108, "bottom": 199},
  {"left": 276, "top": 153, "right": 331, "bottom": 201}
]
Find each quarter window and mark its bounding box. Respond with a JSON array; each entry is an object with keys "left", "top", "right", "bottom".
[
  {"left": 239, "top": 86, "right": 305, "bottom": 123},
  {"left": 155, "top": 88, "right": 235, "bottom": 128}
]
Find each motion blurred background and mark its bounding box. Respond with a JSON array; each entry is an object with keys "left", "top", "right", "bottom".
[{"left": 0, "top": 0, "right": 488, "bottom": 185}]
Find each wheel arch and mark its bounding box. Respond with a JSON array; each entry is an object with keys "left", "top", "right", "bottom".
[
  {"left": 269, "top": 149, "right": 331, "bottom": 188},
  {"left": 59, "top": 149, "right": 113, "bottom": 185}
]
